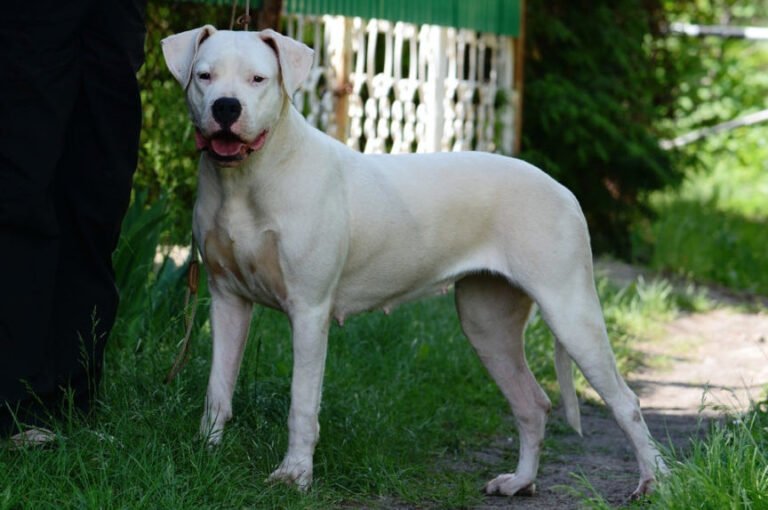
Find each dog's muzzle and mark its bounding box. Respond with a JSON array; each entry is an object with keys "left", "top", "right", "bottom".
[{"left": 195, "top": 129, "right": 268, "bottom": 164}]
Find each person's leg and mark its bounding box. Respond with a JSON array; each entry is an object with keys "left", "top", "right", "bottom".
[
  {"left": 49, "top": 0, "right": 147, "bottom": 414},
  {"left": 0, "top": 0, "right": 146, "bottom": 436},
  {"left": 0, "top": 2, "right": 92, "bottom": 436}
]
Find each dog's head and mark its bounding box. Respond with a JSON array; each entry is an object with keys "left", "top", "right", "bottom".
[{"left": 161, "top": 26, "right": 314, "bottom": 166}]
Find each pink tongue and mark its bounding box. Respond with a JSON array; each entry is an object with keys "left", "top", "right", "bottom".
[{"left": 210, "top": 138, "right": 244, "bottom": 156}]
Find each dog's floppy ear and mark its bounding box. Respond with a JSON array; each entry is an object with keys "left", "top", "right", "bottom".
[
  {"left": 258, "top": 29, "right": 314, "bottom": 96},
  {"left": 161, "top": 25, "right": 218, "bottom": 87}
]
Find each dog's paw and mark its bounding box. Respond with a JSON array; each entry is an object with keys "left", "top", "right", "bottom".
[
  {"left": 628, "top": 477, "right": 655, "bottom": 501},
  {"left": 484, "top": 473, "right": 536, "bottom": 497},
  {"left": 199, "top": 423, "right": 225, "bottom": 448},
  {"left": 267, "top": 456, "right": 313, "bottom": 491},
  {"left": 204, "top": 433, "right": 222, "bottom": 449}
]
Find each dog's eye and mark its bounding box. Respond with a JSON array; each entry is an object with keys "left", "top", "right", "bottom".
[
  {"left": 252, "top": 75, "right": 265, "bottom": 84},
  {"left": 198, "top": 72, "right": 211, "bottom": 80}
]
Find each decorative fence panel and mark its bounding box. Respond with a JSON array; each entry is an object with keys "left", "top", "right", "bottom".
[{"left": 284, "top": 14, "right": 519, "bottom": 155}]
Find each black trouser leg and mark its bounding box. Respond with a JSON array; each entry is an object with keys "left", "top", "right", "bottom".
[
  {"left": 49, "top": 0, "right": 147, "bottom": 418},
  {"left": 0, "top": 2, "right": 90, "bottom": 435},
  {"left": 0, "top": 0, "right": 146, "bottom": 436}
]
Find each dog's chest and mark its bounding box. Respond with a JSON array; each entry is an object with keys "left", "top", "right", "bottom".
[{"left": 202, "top": 224, "right": 287, "bottom": 309}]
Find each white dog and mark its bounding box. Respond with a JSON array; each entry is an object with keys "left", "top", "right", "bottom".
[{"left": 161, "top": 26, "right": 666, "bottom": 498}]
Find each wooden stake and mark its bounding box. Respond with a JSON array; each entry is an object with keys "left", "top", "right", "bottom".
[{"left": 513, "top": 0, "right": 526, "bottom": 155}]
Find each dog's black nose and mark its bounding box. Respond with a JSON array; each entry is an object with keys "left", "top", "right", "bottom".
[{"left": 212, "top": 97, "right": 242, "bottom": 128}]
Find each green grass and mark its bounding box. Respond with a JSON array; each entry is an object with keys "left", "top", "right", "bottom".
[
  {"left": 577, "top": 400, "right": 768, "bottom": 510},
  {"left": 633, "top": 126, "right": 768, "bottom": 295},
  {"left": 0, "top": 195, "right": 686, "bottom": 509},
  {"left": 647, "top": 401, "right": 768, "bottom": 510}
]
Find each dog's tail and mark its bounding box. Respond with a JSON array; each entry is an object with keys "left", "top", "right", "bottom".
[{"left": 554, "top": 339, "right": 582, "bottom": 436}]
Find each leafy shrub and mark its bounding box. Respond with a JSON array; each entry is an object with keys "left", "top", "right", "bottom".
[
  {"left": 112, "top": 191, "right": 203, "bottom": 350},
  {"left": 520, "top": 0, "right": 691, "bottom": 255},
  {"left": 629, "top": 2, "right": 768, "bottom": 292}
]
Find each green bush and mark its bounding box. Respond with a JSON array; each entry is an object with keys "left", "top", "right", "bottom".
[
  {"left": 520, "top": 0, "right": 691, "bottom": 256},
  {"left": 629, "top": 2, "right": 768, "bottom": 293}
]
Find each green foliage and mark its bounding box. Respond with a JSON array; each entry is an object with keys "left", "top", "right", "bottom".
[
  {"left": 644, "top": 199, "right": 768, "bottom": 294},
  {"left": 112, "top": 191, "right": 206, "bottom": 356},
  {"left": 658, "top": 1, "right": 768, "bottom": 135},
  {"left": 136, "top": 1, "right": 764, "bottom": 256},
  {"left": 635, "top": 123, "right": 768, "bottom": 294},
  {"left": 521, "top": 0, "right": 687, "bottom": 256},
  {"left": 630, "top": 2, "right": 768, "bottom": 294}
]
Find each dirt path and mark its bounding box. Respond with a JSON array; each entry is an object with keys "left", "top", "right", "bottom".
[{"left": 468, "top": 261, "right": 768, "bottom": 509}]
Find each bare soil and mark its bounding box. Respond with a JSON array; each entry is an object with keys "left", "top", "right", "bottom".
[{"left": 466, "top": 260, "right": 768, "bottom": 509}]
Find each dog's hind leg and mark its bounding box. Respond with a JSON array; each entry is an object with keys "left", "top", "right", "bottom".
[
  {"left": 530, "top": 267, "right": 667, "bottom": 498},
  {"left": 455, "top": 273, "right": 551, "bottom": 496}
]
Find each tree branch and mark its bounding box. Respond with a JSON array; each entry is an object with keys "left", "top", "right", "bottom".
[
  {"left": 661, "top": 109, "right": 768, "bottom": 149},
  {"left": 667, "top": 22, "right": 768, "bottom": 40}
]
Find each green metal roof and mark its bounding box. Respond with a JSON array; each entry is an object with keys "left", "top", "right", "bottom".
[{"left": 183, "top": 0, "right": 521, "bottom": 36}]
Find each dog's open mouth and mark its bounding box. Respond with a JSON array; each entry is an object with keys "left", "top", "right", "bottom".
[{"left": 195, "top": 129, "right": 268, "bottom": 163}]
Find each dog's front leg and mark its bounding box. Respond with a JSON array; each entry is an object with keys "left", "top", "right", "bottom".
[
  {"left": 268, "top": 306, "right": 330, "bottom": 491},
  {"left": 201, "top": 286, "right": 253, "bottom": 446}
]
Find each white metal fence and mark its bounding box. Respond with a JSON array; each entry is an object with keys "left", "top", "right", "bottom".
[{"left": 285, "top": 14, "right": 519, "bottom": 155}]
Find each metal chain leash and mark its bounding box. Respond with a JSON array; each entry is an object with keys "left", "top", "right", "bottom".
[{"left": 230, "top": 0, "right": 252, "bottom": 30}]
